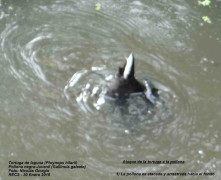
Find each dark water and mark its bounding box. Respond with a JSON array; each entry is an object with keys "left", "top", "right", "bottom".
[{"left": 0, "top": 0, "right": 221, "bottom": 179}]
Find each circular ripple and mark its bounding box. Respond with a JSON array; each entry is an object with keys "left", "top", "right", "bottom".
[{"left": 0, "top": 0, "right": 204, "bottom": 177}]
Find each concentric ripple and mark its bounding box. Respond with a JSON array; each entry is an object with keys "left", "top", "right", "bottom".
[{"left": 1, "top": 0, "right": 220, "bottom": 179}]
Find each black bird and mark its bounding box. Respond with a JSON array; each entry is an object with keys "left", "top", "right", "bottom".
[{"left": 107, "top": 53, "right": 158, "bottom": 103}]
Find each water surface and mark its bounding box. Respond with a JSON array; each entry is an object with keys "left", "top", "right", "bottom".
[{"left": 0, "top": 0, "right": 221, "bottom": 179}]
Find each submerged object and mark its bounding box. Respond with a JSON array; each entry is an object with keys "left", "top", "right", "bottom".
[{"left": 107, "top": 53, "right": 158, "bottom": 103}]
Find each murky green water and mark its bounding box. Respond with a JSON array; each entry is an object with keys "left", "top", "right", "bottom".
[{"left": 0, "top": 0, "right": 221, "bottom": 179}]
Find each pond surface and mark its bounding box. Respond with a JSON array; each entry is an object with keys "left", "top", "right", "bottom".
[{"left": 0, "top": 0, "right": 221, "bottom": 179}]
